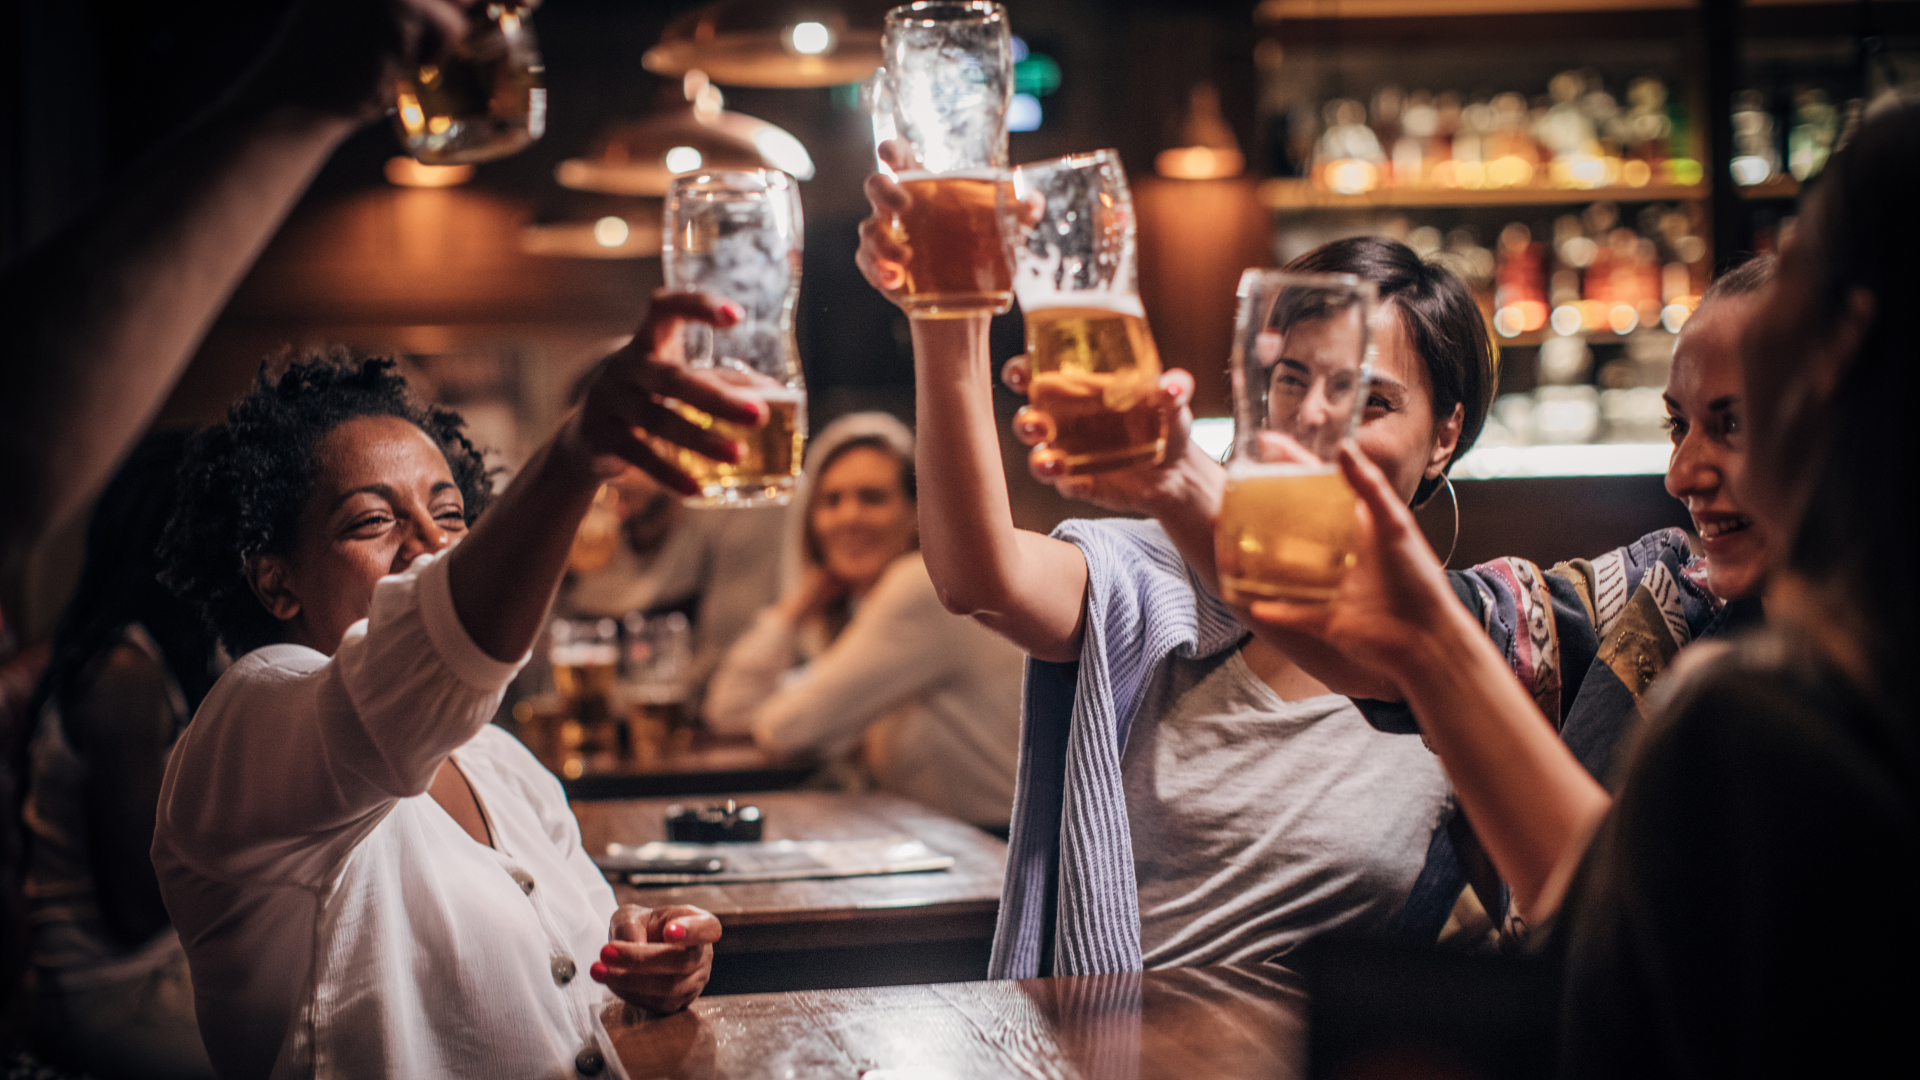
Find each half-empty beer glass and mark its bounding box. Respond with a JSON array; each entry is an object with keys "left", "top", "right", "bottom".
[
  {"left": 663, "top": 168, "right": 808, "bottom": 507},
  {"left": 1216, "top": 271, "right": 1379, "bottom": 604},
  {"left": 871, "top": 1, "right": 1014, "bottom": 318},
  {"left": 394, "top": 2, "right": 546, "bottom": 164},
  {"left": 1007, "top": 150, "right": 1167, "bottom": 475}
]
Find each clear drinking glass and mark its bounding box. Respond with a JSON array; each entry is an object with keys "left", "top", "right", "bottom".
[
  {"left": 394, "top": 2, "right": 546, "bottom": 165},
  {"left": 662, "top": 168, "right": 808, "bottom": 507},
  {"left": 1215, "top": 271, "right": 1380, "bottom": 604},
  {"left": 620, "top": 611, "right": 693, "bottom": 760},
  {"left": 1006, "top": 149, "right": 1167, "bottom": 475},
  {"left": 869, "top": 1, "right": 1014, "bottom": 318},
  {"left": 548, "top": 616, "right": 619, "bottom": 768}
]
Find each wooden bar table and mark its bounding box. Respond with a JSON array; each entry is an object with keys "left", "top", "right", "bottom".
[
  {"left": 555, "top": 734, "right": 815, "bottom": 801},
  {"left": 599, "top": 964, "right": 1307, "bottom": 1080},
  {"left": 574, "top": 791, "right": 1007, "bottom": 995}
]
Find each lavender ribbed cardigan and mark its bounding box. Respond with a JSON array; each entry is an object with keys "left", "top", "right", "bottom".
[{"left": 988, "top": 518, "right": 1246, "bottom": 979}]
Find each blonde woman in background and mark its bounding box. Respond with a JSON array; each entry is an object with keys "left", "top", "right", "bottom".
[{"left": 705, "top": 413, "right": 1024, "bottom": 831}]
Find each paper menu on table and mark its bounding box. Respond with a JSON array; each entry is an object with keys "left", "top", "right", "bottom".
[{"left": 596, "top": 836, "right": 954, "bottom": 885}]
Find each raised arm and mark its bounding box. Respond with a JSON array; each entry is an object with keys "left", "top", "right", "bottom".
[
  {"left": 855, "top": 174, "right": 1087, "bottom": 661},
  {"left": 0, "top": 0, "right": 471, "bottom": 617},
  {"left": 1250, "top": 443, "right": 1610, "bottom": 926},
  {"left": 1001, "top": 356, "right": 1226, "bottom": 587},
  {"left": 448, "top": 293, "right": 764, "bottom": 664}
]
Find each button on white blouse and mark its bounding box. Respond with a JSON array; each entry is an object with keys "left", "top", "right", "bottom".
[{"left": 154, "top": 552, "right": 621, "bottom": 1078}]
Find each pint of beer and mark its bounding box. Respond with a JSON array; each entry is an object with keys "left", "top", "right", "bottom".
[
  {"left": 870, "top": 3, "right": 1014, "bottom": 318},
  {"left": 549, "top": 617, "right": 620, "bottom": 760},
  {"left": 663, "top": 169, "right": 809, "bottom": 505},
  {"left": 394, "top": 2, "right": 545, "bottom": 165},
  {"left": 1008, "top": 150, "right": 1168, "bottom": 475},
  {"left": 1215, "top": 271, "right": 1379, "bottom": 605},
  {"left": 666, "top": 378, "right": 807, "bottom": 506},
  {"left": 1217, "top": 463, "right": 1359, "bottom": 602},
  {"left": 891, "top": 171, "right": 1014, "bottom": 317}
]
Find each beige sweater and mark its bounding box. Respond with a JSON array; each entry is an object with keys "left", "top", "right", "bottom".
[{"left": 704, "top": 552, "right": 1024, "bottom": 826}]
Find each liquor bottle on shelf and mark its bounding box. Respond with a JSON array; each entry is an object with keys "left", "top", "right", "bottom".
[{"left": 1300, "top": 69, "right": 1700, "bottom": 195}]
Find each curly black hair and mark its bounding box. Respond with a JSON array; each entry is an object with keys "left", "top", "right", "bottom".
[{"left": 159, "top": 350, "right": 495, "bottom": 656}]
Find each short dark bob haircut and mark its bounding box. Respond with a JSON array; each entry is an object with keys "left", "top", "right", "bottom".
[
  {"left": 160, "top": 351, "right": 494, "bottom": 656},
  {"left": 1283, "top": 237, "right": 1497, "bottom": 506}
]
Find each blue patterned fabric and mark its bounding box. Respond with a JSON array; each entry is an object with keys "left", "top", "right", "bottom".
[{"left": 1367, "top": 528, "right": 1735, "bottom": 942}]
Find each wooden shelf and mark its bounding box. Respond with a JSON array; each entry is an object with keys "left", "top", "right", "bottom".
[
  {"left": 1736, "top": 175, "right": 1801, "bottom": 200},
  {"left": 1258, "top": 178, "right": 1705, "bottom": 211},
  {"left": 1258, "top": 175, "right": 1799, "bottom": 211}
]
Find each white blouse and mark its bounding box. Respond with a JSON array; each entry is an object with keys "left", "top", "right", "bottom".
[
  {"left": 153, "top": 552, "right": 620, "bottom": 1079},
  {"left": 703, "top": 552, "right": 1025, "bottom": 826}
]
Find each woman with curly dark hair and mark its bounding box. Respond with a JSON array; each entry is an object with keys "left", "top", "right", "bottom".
[{"left": 151, "top": 294, "right": 760, "bottom": 1079}]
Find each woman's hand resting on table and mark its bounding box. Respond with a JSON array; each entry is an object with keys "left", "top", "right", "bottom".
[{"left": 592, "top": 903, "right": 721, "bottom": 1014}]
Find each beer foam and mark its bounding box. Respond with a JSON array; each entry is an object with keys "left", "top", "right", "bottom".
[
  {"left": 550, "top": 642, "right": 618, "bottom": 666},
  {"left": 1226, "top": 460, "right": 1339, "bottom": 480},
  {"left": 1021, "top": 293, "right": 1147, "bottom": 319},
  {"left": 896, "top": 168, "right": 1005, "bottom": 182},
  {"left": 751, "top": 386, "right": 808, "bottom": 404}
]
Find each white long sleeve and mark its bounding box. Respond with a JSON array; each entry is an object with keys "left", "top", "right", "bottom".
[
  {"left": 702, "top": 554, "right": 1026, "bottom": 825},
  {"left": 154, "top": 551, "right": 620, "bottom": 1079},
  {"left": 701, "top": 604, "right": 805, "bottom": 737}
]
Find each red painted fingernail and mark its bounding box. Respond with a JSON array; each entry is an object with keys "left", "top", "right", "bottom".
[
  {"left": 665, "top": 922, "right": 688, "bottom": 942},
  {"left": 601, "top": 944, "right": 620, "bottom": 962},
  {"left": 723, "top": 303, "right": 745, "bottom": 323},
  {"left": 590, "top": 961, "right": 608, "bottom": 981}
]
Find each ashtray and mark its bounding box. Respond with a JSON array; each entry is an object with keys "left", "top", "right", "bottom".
[{"left": 664, "top": 799, "right": 764, "bottom": 843}]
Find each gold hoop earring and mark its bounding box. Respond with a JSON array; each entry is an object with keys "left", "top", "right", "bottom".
[{"left": 1440, "top": 473, "right": 1460, "bottom": 568}]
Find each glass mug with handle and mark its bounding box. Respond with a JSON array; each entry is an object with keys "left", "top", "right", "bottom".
[
  {"left": 867, "top": 1, "right": 1015, "bottom": 319},
  {"left": 1216, "top": 271, "right": 1379, "bottom": 604},
  {"left": 662, "top": 168, "right": 808, "bottom": 507},
  {"left": 1005, "top": 149, "right": 1168, "bottom": 475},
  {"left": 394, "top": 1, "right": 546, "bottom": 165}
]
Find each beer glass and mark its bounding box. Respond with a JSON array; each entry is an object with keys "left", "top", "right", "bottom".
[
  {"left": 1006, "top": 150, "right": 1167, "bottom": 475},
  {"left": 662, "top": 168, "right": 808, "bottom": 506},
  {"left": 549, "top": 617, "right": 619, "bottom": 764},
  {"left": 620, "top": 611, "right": 693, "bottom": 761},
  {"left": 1215, "top": 271, "right": 1379, "bottom": 604},
  {"left": 870, "top": 1, "right": 1014, "bottom": 318},
  {"left": 394, "top": 2, "right": 546, "bottom": 165}
]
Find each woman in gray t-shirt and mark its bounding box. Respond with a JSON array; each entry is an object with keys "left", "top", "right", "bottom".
[{"left": 855, "top": 178, "right": 1496, "bottom": 977}]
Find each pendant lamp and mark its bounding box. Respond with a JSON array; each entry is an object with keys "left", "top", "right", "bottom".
[
  {"left": 642, "top": 0, "right": 887, "bottom": 88},
  {"left": 1156, "top": 84, "right": 1246, "bottom": 180},
  {"left": 555, "top": 73, "right": 814, "bottom": 197}
]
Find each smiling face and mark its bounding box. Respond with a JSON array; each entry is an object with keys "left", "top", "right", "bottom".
[
  {"left": 809, "top": 444, "right": 917, "bottom": 597},
  {"left": 248, "top": 414, "right": 470, "bottom": 655},
  {"left": 1664, "top": 293, "right": 1772, "bottom": 601},
  {"left": 1266, "top": 304, "right": 1462, "bottom": 504}
]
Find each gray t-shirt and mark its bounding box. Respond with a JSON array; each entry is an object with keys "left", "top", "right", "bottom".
[{"left": 1123, "top": 646, "right": 1451, "bottom": 969}]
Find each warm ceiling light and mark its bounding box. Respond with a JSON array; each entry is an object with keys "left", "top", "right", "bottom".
[
  {"left": 788, "top": 21, "right": 833, "bottom": 55},
  {"left": 522, "top": 204, "right": 664, "bottom": 260},
  {"left": 384, "top": 156, "right": 475, "bottom": 188},
  {"left": 1155, "top": 84, "right": 1246, "bottom": 181},
  {"left": 592, "top": 216, "right": 630, "bottom": 247},
  {"left": 555, "top": 74, "right": 813, "bottom": 197},
  {"left": 643, "top": 0, "right": 884, "bottom": 88}
]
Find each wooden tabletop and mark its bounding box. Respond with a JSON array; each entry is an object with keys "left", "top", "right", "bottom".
[
  {"left": 574, "top": 790, "right": 1007, "bottom": 959},
  {"left": 600, "top": 964, "right": 1308, "bottom": 1079},
  {"left": 558, "top": 734, "right": 816, "bottom": 801}
]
